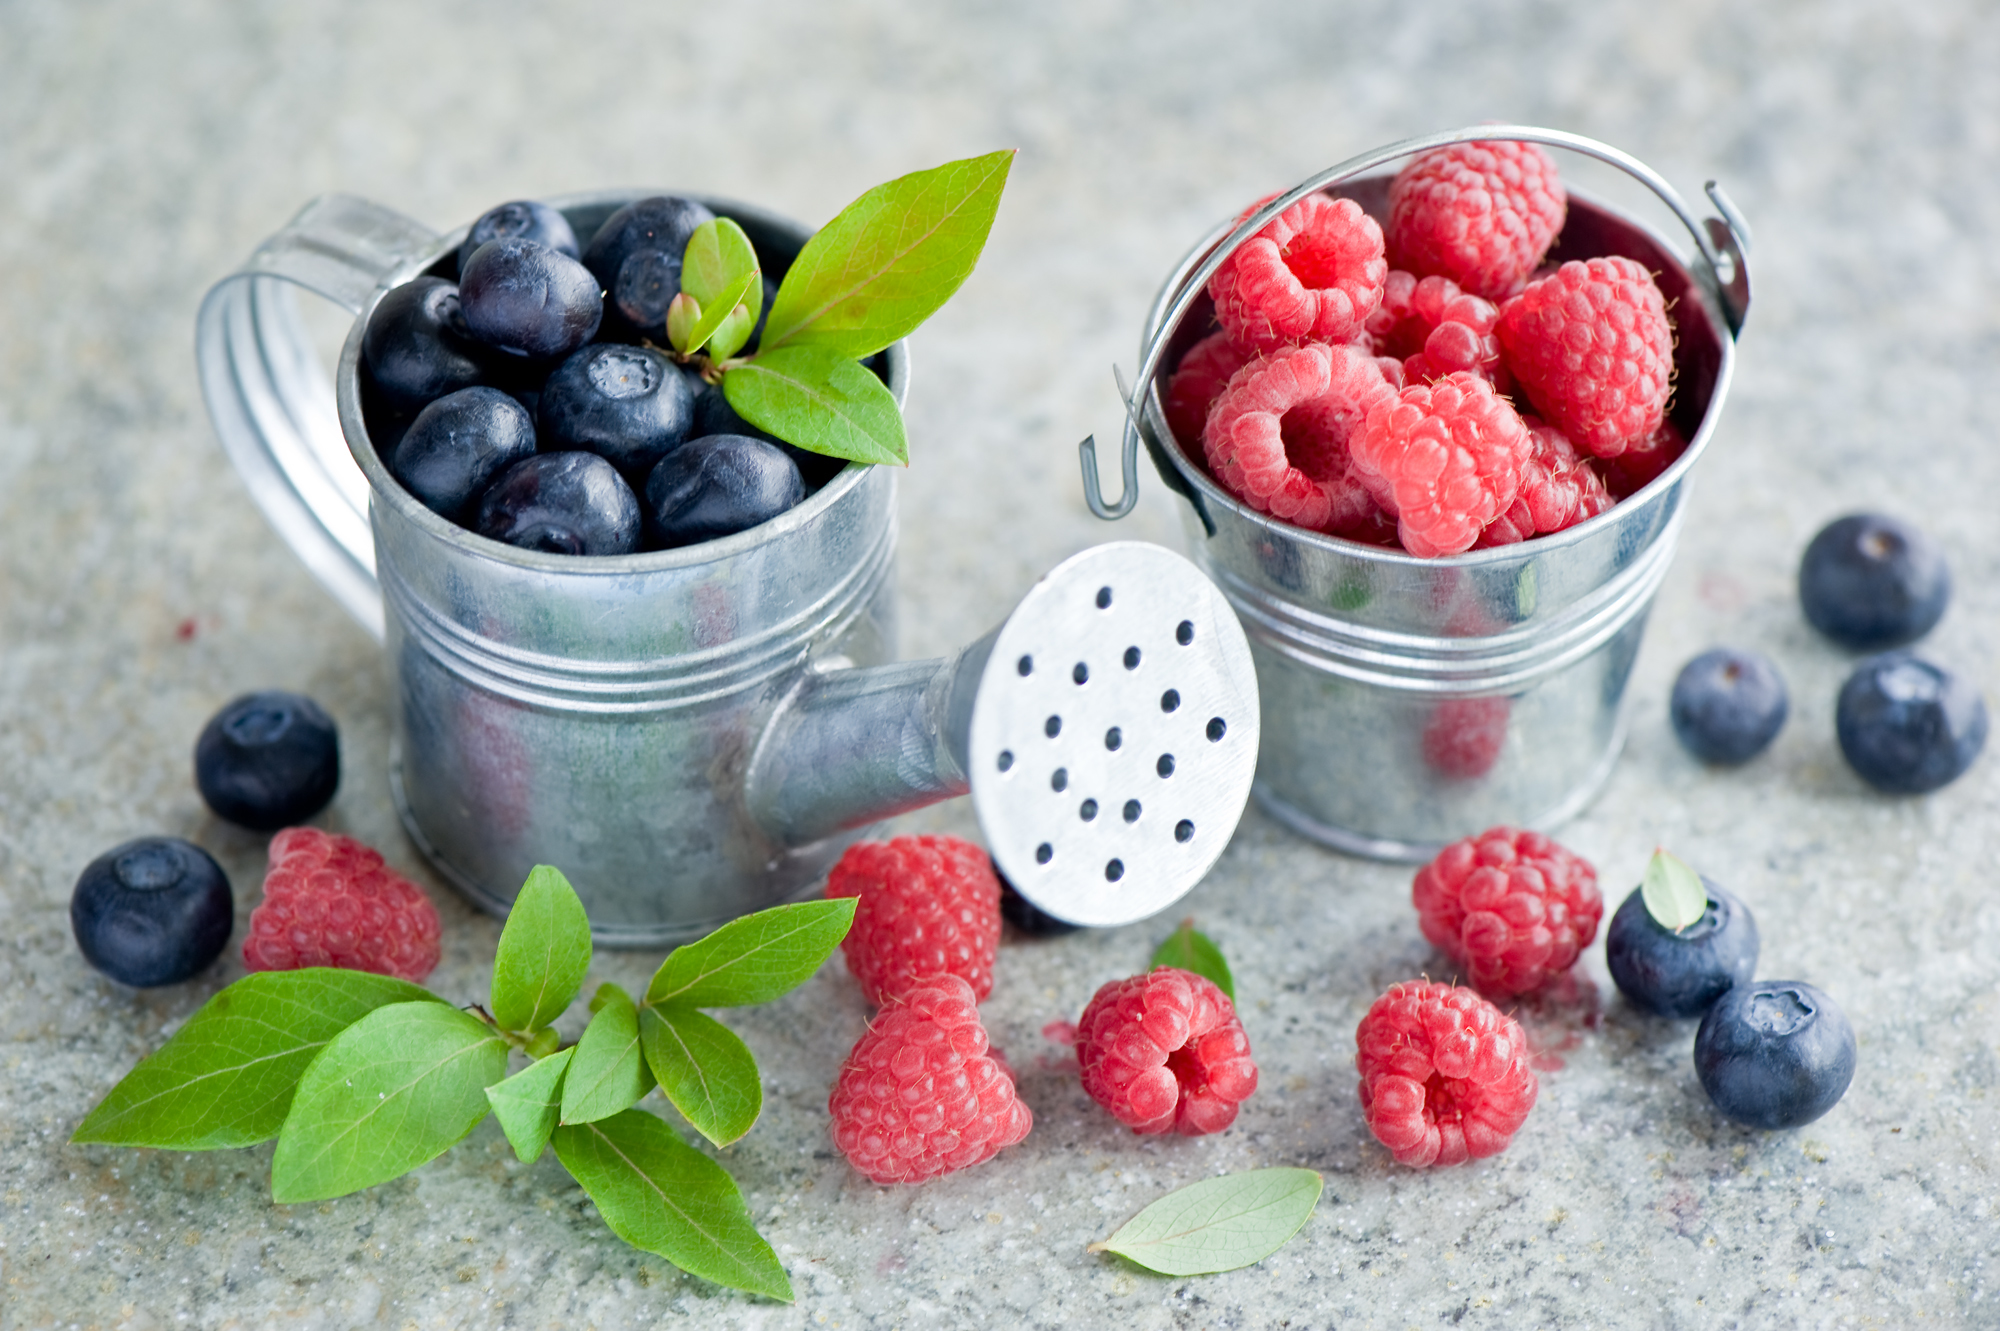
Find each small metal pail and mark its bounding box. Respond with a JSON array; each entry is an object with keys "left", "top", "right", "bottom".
[{"left": 1082, "top": 127, "right": 1752, "bottom": 861}]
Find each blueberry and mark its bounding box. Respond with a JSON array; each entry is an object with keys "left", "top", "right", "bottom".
[
  {"left": 1605, "top": 878, "right": 1759, "bottom": 1018},
  {"left": 1835, "top": 653, "right": 1988, "bottom": 793},
  {"left": 1669, "top": 648, "right": 1789, "bottom": 765},
  {"left": 537, "top": 345, "right": 695, "bottom": 477},
  {"left": 581, "top": 196, "right": 717, "bottom": 339},
  {"left": 689, "top": 382, "right": 846, "bottom": 489},
  {"left": 456, "top": 200, "right": 580, "bottom": 275},
  {"left": 71, "top": 837, "right": 233, "bottom": 987},
  {"left": 998, "top": 877, "right": 1079, "bottom": 937},
  {"left": 362, "top": 277, "right": 489, "bottom": 411},
  {"left": 1799, "top": 513, "right": 1950, "bottom": 650},
  {"left": 476, "top": 452, "right": 640, "bottom": 556},
  {"left": 389, "top": 387, "right": 537, "bottom": 522},
  {"left": 195, "top": 691, "right": 341, "bottom": 830},
  {"left": 643, "top": 434, "right": 803, "bottom": 548},
  {"left": 1694, "top": 981, "right": 1856, "bottom": 1129},
  {"left": 459, "top": 238, "right": 603, "bottom": 361}
]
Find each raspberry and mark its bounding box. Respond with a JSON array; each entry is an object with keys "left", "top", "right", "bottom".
[
  {"left": 1421, "top": 696, "right": 1510, "bottom": 780},
  {"left": 242, "top": 827, "right": 441, "bottom": 982},
  {"left": 1474, "top": 416, "right": 1613, "bottom": 547},
  {"left": 1411, "top": 826, "right": 1603, "bottom": 1000},
  {"left": 1592, "top": 418, "right": 1686, "bottom": 500},
  {"left": 1209, "top": 193, "right": 1387, "bottom": 355},
  {"left": 1348, "top": 372, "right": 1530, "bottom": 558},
  {"left": 827, "top": 835, "right": 1001, "bottom": 1006},
  {"left": 1364, "top": 271, "right": 1508, "bottom": 390},
  {"left": 828, "top": 974, "right": 1033, "bottom": 1184},
  {"left": 1355, "top": 979, "right": 1537, "bottom": 1167},
  {"left": 1386, "top": 141, "right": 1566, "bottom": 302},
  {"left": 1162, "top": 331, "right": 1251, "bottom": 449},
  {"left": 1075, "top": 967, "right": 1258, "bottom": 1135},
  {"left": 1496, "top": 257, "right": 1674, "bottom": 458},
  {"left": 1202, "top": 342, "right": 1398, "bottom": 534}
]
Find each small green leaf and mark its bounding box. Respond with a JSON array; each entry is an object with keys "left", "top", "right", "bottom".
[
  {"left": 72, "top": 969, "right": 437, "bottom": 1150},
  {"left": 562, "top": 984, "right": 656, "bottom": 1124},
  {"left": 1151, "top": 921, "right": 1236, "bottom": 1002},
  {"left": 706, "top": 300, "right": 758, "bottom": 362},
  {"left": 666, "top": 291, "right": 700, "bottom": 356},
  {"left": 680, "top": 217, "right": 762, "bottom": 318},
  {"left": 641, "top": 1004, "right": 761, "bottom": 1147},
  {"left": 680, "top": 267, "right": 758, "bottom": 358},
  {"left": 271, "top": 1001, "right": 507, "bottom": 1203},
  {"left": 490, "top": 865, "right": 593, "bottom": 1034},
  {"left": 760, "top": 149, "right": 1014, "bottom": 357},
  {"left": 1642, "top": 849, "right": 1710, "bottom": 932},
  {"left": 1089, "top": 1168, "right": 1324, "bottom": 1276},
  {"left": 552, "top": 1109, "right": 792, "bottom": 1302},
  {"left": 722, "top": 346, "right": 906, "bottom": 466},
  {"left": 645, "top": 897, "right": 857, "bottom": 1009},
  {"left": 486, "top": 1047, "right": 573, "bottom": 1163}
]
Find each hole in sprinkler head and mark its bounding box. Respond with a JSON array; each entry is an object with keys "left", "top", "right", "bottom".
[
  {"left": 1161, "top": 689, "right": 1181, "bottom": 713},
  {"left": 1157, "top": 754, "right": 1176, "bottom": 778},
  {"left": 1123, "top": 646, "right": 1141, "bottom": 670},
  {"left": 1123, "top": 799, "right": 1142, "bottom": 823},
  {"left": 1175, "top": 819, "right": 1195, "bottom": 843},
  {"left": 1207, "top": 717, "right": 1227, "bottom": 742},
  {"left": 1105, "top": 726, "right": 1122, "bottom": 751},
  {"left": 1051, "top": 768, "right": 1069, "bottom": 792},
  {"left": 997, "top": 750, "right": 1014, "bottom": 772},
  {"left": 1017, "top": 654, "right": 1033, "bottom": 676},
  {"left": 1105, "top": 859, "right": 1125, "bottom": 882},
  {"left": 1073, "top": 662, "right": 1090, "bottom": 685},
  {"left": 1079, "top": 798, "right": 1098, "bottom": 821},
  {"left": 1035, "top": 843, "right": 1053, "bottom": 865},
  {"left": 1045, "top": 715, "right": 1062, "bottom": 738},
  {"left": 1176, "top": 620, "right": 1195, "bottom": 646},
  {"left": 1095, "top": 586, "right": 1113, "bottom": 609}
]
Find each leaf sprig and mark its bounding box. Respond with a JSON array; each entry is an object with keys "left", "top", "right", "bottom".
[
  {"left": 1641, "top": 848, "right": 1710, "bottom": 932},
  {"left": 71, "top": 866, "right": 856, "bottom": 1304},
  {"left": 1090, "top": 1168, "right": 1323, "bottom": 1275}
]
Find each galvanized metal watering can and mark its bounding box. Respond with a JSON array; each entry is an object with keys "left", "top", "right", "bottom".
[{"left": 198, "top": 190, "right": 1260, "bottom": 944}]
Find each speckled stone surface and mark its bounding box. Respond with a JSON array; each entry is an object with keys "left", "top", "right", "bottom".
[{"left": 4, "top": 2, "right": 2000, "bottom": 1327}]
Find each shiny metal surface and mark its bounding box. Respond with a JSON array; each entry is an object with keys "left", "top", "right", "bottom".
[{"left": 1119, "top": 133, "right": 1748, "bottom": 860}]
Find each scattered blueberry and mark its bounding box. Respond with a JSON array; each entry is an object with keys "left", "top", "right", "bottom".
[
  {"left": 1694, "top": 980, "right": 1857, "bottom": 1129},
  {"left": 459, "top": 238, "right": 603, "bottom": 361},
  {"left": 1799, "top": 513, "right": 1950, "bottom": 650},
  {"left": 1669, "top": 648, "right": 1789, "bottom": 765},
  {"left": 1835, "top": 653, "right": 1988, "bottom": 794},
  {"left": 195, "top": 691, "right": 341, "bottom": 830},
  {"left": 476, "top": 451, "right": 641, "bottom": 556},
  {"left": 1605, "top": 877, "right": 1759, "bottom": 1018},
  {"left": 538, "top": 345, "right": 695, "bottom": 477},
  {"left": 581, "top": 196, "right": 717, "bottom": 339},
  {"left": 71, "top": 837, "right": 233, "bottom": 987},
  {"left": 457, "top": 199, "right": 580, "bottom": 275},
  {"left": 362, "top": 277, "right": 489, "bottom": 411},
  {"left": 643, "top": 434, "right": 803, "bottom": 548},
  {"left": 998, "top": 875, "right": 1078, "bottom": 937},
  {"left": 389, "top": 387, "right": 538, "bottom": 522}
]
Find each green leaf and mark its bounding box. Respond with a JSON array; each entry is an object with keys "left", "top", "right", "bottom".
[
  {"left": 759, "top": 149, "right": 1014, "bottom": 357},
  {"left": 722, "top": 346, "right": 906, "bottom": 466},
  {"left": 490, "top": 865, "right": 594, "bottom": 1034},
  {"left": 706, "top": 299, "right": 758, "bottom": 362},
  {"left": 1089, "top": 1168, "right": 1324, "bottom": 1276},
  {"left": 72, "top": 969, "right": 437, "bottom": 1150},
  {"left": 271, "top": 1001, "right": 507, "bottom": 1203},
  {"left": 645, "top": 897, "right": 857, "bottom": 1009},
  {"left": 561, "top": 984, "right": 656, "bottom": 1124},
  {"left": 681, "top": 267, "right": 758, "bottom": 358},
  {"left": 486, "top": 1047, "right": 572, "bottom": 1163},
  {"left": 1642, "top": 849, "right": 1710, "bottom": 932},
  {"left": 1151, "top": 921, "right": 1236, "bottom": 1002},
  {"left": 552, "top": 1109, "right": 792, "bottom": 1302},
  {"left": 679, "top": 217, "right": 762, "bottom": 358},
  {"left": 666, "top": 291, "right": 700, "bottom": 356},
  {"left": 641, "top": 1004, "right": 761, "bottom": 1147}
]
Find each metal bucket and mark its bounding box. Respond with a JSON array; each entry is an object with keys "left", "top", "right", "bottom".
[
  {"left": 1080, "top": 127, "right": 1752, "bottom": 861},
  {"left": 199, "top": 192, "right": 1262, "bottom": 942}
]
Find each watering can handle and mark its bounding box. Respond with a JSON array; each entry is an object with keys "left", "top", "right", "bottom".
[
  {"left": 195, "top": 194, "right": 441, "bottom": 640},
  {"left": 1079, "top": 124, "right": 1755, "bottom": 521}
]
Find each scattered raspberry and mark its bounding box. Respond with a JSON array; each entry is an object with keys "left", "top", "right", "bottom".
[
  {"left": 1386, "top": 141, "right": 1566, "bottom": 302},
  {"left": 1592, "top": 418, "right": 1687, "bottom": 500},
  {"left": 828, "top": 974, "right": 1032, "bottom": 1184},
  {"left": 1348, "top": 372, "right": 1530, "bottom": 557},
  {"left": 1475, "top": 416, "right": 1613, "bottom": 547},
  {"left": 1365, "top": 271, "right": 1508, "bottom": 390},
  {"left": 242, "top": 827, "right": 441, "bottom": 982},
  {"left": 1421, "top": 696, "right": 1510, "bottom": 780},
  {"left": 1202, "top": 341, "right": 1398, "bottom": 534},
  {"left": 1163, "top": 331, "right": 1251, "bottom": 450},
  {"left": 1496, "top": 257, "right": 1674, "bottom": 458},
  {"left": 1210, "top": 193, "right": 1387, "bottom": 355},
  {"left": 827, "top": 835, "right": 1001, "bottom": 1006},
  {"left": 1075, "top": 967, "right": 1258, "bottom": 1135},
  {"left": 1356, "top": 979, "right": 1537, "bottom": 1167},
  {"left": 1412, "top": 826, "right": 1603, "bottom": 999}
]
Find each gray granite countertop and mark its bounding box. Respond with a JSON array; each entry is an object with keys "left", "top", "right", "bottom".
[{"left": 4, "top": 2, "right": 1999, "bottom": 1327}]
